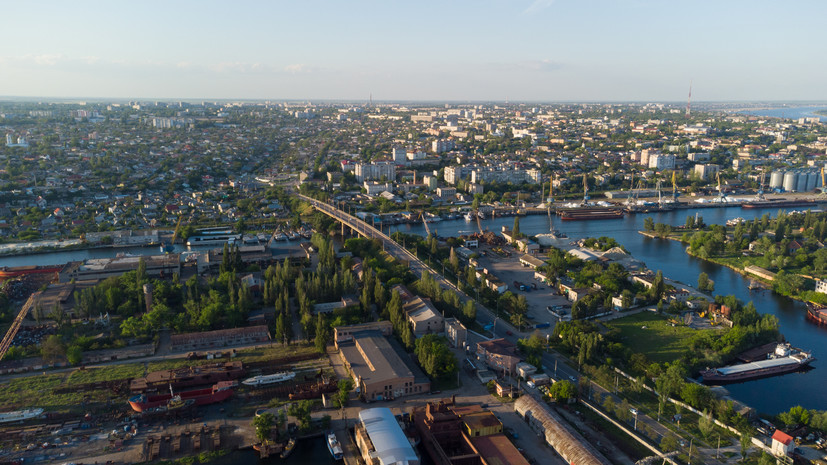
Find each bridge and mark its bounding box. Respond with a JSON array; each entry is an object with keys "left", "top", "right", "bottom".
[{"left": 297, "top": 194, "right": 523, "bottom": 331}]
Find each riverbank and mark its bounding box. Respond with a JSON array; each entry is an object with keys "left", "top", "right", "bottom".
[{"left": 637, "top": 230, "right": 816, "bottom": 305}]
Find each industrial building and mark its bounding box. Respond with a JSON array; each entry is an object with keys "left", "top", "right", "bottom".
[
  {"left": 403, "top": 296, "right": 444, "bottom": 337},
  {"left": 476, "top": 338, "right": 521, "bottom": 376},
  {"left": 513, "top": 396, "right": 611, "bottom": 465},
  {"left": 169, "top": 325, "right": 271, "bottom": 351},
  {"left": 337, "top": 326, "right": 430, "bottom": 401},
  {"left": 355, "top": 407, "right": 420, "bottom": 465},
  {"left": 413, "top": 398, "right": 530, "bottom": 465},
  {"left": 59, "top": 254, "right": 181, "bottom": 283}
]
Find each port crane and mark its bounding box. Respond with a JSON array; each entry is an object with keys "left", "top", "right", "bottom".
[
  {"left": 162, "top": 216, "right": 185, "bottom": 253},
  {"left": 672, "top": 171, "right": 679, "bottom": 202},
  {"left": 756, "top": 169, "right": 766, "bottom": 201},
  {"left": 581, "top": 175, "right": 590, "bottom": 206},
  {"left": 716, "top": 172, "right": 727, "bottom": 202}
]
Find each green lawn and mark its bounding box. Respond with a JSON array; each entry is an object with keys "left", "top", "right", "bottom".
[{"left": 607, "top": 312, "right": 722, "bottom": 363}]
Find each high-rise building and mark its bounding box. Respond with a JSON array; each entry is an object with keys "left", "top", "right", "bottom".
[
  {"left": 355, "top": 161, "right": 396, "bottom": 182},
  {"left": 393, "top": 147, "right": 407, "bottom": 165}
]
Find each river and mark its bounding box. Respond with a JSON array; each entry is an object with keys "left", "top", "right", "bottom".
[
  {"left": 389, "top": 205, "right": 827, "bottom": 415},
  {"left": 738, "top": 105, "right": 827, "bottom": 122},
  {"left": 3, "top": 205, "right": 825, "bottom": 414}
]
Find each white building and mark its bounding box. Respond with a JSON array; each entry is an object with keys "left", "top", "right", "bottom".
[
  {"left": 815, "top": 279, "right": 827, "bottom": 295},
  {"left": 649, "top": 153, "right": 675, "bottom": 171},
  {"left": 355, "top": 161, "right": 396, "bottom": 182},
  {"left": 364, "top": 182, "right": 392, "bottom": 196},
  {"left": 432, "top": 139, "right": 454, "bottom": 153},
  {"left": 694, "top": 164, "right": 720, "bottom": 181}
]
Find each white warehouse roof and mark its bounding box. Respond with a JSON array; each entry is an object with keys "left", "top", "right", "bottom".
[{"left": 358, "top": 407, "right": 419, "bottom": 465}]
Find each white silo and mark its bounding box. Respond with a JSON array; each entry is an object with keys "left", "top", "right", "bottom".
[
  {"left": 783, "top": 171, "right": 798, "bottom": 192},
  {"left": 769, "top": 171, "right": 785, "bottom": 189},
  {"left": 806, "top": 171, "right": 819, "bottom": 191},
  {"left": 796, "top": 171, "right": 809, "bottom": 193}
]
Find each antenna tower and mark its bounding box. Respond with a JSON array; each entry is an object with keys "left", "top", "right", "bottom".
[{"left": 685, "top": 81, "right": 692, "bottom": 118}]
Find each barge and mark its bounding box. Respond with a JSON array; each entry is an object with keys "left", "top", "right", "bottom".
[
  {"left": 741, "top": 199, "right": 819, "bottom": 210},
  {"left": 0, "top": 265, "right": 62, "bottom": 279},
  {"left": 807, "top": 303, "right": 827, "bottom": 326},
  {"left": 701, "top": 343, "right": 813, "bottom": 384},
  {"left": 558, "top": 208, "right": 625, "bottom": 221}
]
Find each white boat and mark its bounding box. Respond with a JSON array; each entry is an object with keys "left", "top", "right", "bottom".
[
  {"left": 0, "top": 408, "right": 44, "bottom": 424},
  {"left": 463, "top": 212, "right": 475, "bottom": 222},
  {"left": 327, "top": 432, "right": 344, "bottom": 460},
  {"left": 242, "top": 371, "right": 296, "bottom": 387}
]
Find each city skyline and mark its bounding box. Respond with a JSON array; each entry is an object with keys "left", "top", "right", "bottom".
[{"left": 1, "top": 0, "right": 825, "bottom": 101}]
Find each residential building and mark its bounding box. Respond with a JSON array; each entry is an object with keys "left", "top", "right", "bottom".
[
  {"left": 444, "top": 318, "right": 467, "bottom": 349},
  {"left": 393, "top": 147, "right": 407, "bottom": 165},
  {"left": 694, "top": 163, "right": 720, "bottom": 181},
  {"left": 355, "top": 161, "right": 396, "bottom": 182},
  {"left": 649, "top": 153, "right": 675, "bottom": 170},
  {"left": 816, "top": 279, "right": 827, "bottom": 294}
]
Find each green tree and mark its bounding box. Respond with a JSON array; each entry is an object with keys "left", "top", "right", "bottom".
[
  {"left": 513, "top": 216, "right": 521, "bottom": 239},
  {"left": 697, "top": 272, "right": 714, "bottom": 292},
  {"left": 644, "top": 217, "right": 655, "bottom": 231},
  {"left": 314, "top": 313, "right": 329, "bottom": 354},
  {"left": 254, "top": 412, "right": 274, "bottom": 444},
  {"left": 739, "top": 431, "right": 752, "bottom": 462},
  {"left": 40, "top": 335, "right": 66, "bottom": 363},
  {"left": 549, "top": 380, "right": 577, "bottom": 402},
  {"left": 66, "top": 345, "right": 83, "bottom": 366}
]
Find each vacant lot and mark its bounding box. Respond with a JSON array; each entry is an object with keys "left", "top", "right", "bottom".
[{"left": 606, "top": 312, "right": 722, "bottom": 363}]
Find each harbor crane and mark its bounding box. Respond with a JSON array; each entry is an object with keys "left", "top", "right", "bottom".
[{"left": 0, "top": 293, "right": 38, "bottom": 361}]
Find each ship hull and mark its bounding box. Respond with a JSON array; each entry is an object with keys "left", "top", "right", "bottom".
[
  {"left": 807, "top": 304, "right": 827, "bottom": 326},
  {"left": 128, "top": 383, "right": 233, "bottom": 413},
  {"left": 559, "top": 208, "right": 624, "bottom": 221},
  {"left": 0, "top": 265, "right": 62, "bottom": 278},
  {"left": 700, "top": 360, "right": 813, "bottom": 384},
  {"left": 741, "top": 200, "right": 817, "bottom": 209}
]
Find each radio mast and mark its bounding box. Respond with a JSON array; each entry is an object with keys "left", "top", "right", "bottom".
[{"left": 685, "top": 81, "right": 692, "bottom": 118}]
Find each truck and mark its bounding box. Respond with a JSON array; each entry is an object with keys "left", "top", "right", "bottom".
[
  {"left": 513, "top": 281, "right": 529, "bottom": 292},
  {"left": 534, "top": 322, "right": 550, "bottom": 329}
]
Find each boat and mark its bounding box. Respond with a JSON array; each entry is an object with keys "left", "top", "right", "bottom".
[
  {"left": 281, "top": 437, "right": 297, "bottom": 459},
  {"left": 0, "top": 408, "right": 44, "bottom": 424},
  {"left": 129, "top": 361, "right": 245, "bottom": 392},
  {"left": 327, "top": 432, "right": 344, "bottom": 460},
  {"left": 700, "top": 343, "right": 814, "bottom": 384},
  {"left": 558, "top": 208, "right": 624, "bottom": 221},
  {"left": 242, "top": 371, "right": 296, "bottom": 387},
  {"left": 463, "top": 212, "right": 475, "bottom": 222},
  {"left": 807, "top": 303, "right": 827, "bottom": 326},
  {"left": 186, "top": 234, "right": 242, "bottom": 246},
  {"left": 741, "top": 199, "right": 819, "bottom": 210},
  {"left": 128, "top": 381, "right": 234, "bottom": 413},
  {"left": 0, "top": 265, "right": 62, "bottom": 279}
]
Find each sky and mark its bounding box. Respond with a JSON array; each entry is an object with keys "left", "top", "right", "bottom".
[{"left": 1, "top": 0, "right": 825, "bottom": 102}]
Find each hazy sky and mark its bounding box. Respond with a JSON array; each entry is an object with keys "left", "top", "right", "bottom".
[{"left": 1, "top": 1, "right": 824, "bottom": 101}]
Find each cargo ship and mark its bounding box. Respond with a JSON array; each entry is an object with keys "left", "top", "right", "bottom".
[
  {"left": 0, "top": 408, "right": 44, "bottom": 424},
  {"left": 741, "top": 199, "right": 819, "bottom": 209},
  {"left": 558, "top": 208, "right": 624, "bottom": 221},
  {"left": 242, "top": 371, "right": 296, "bottom": 387},
  {"left": 700, "top": 343, "right": 814, "bottom": 384},
  {"left": 130, "top": 361, "right": 245, "bottom": 392},
  {"left": 128, "top": 381, "right": 234, "bottom": 412},
  {"left": 806, "top": 303, "right": 827, "bottom": 326},
  {"left": 0, "top": 265, "right": 62, "bottom": 279}
]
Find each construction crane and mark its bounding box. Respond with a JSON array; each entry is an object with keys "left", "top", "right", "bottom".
[{"left": 0, "top": 293, "right": 38, "bottom": 361}]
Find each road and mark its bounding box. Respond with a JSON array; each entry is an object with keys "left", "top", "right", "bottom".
[{"left": 299, "top": 194, "right": 522, "bottom": 338}]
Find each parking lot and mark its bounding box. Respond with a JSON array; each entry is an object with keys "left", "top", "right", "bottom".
[{"left": 475, "top": 244, "right": 571, "bottom": 334}]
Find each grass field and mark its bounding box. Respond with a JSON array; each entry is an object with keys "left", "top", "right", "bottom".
[{"left": 607, "top": 312, "right": 723, "bottom": 364}]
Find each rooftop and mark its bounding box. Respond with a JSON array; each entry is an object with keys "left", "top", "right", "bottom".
[{"left": 359, "top": 407, "right": 419, "bottom": 465}]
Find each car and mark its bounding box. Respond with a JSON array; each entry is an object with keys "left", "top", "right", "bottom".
[
  {"left": 569, "top": 376, "right": 577, "bottom": 382},
  {"left": 505, "top": 330, "right": 513, "bottom": 336},
  {"left": 629, "top": 408, "right": 638, "bottom": 416}
]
